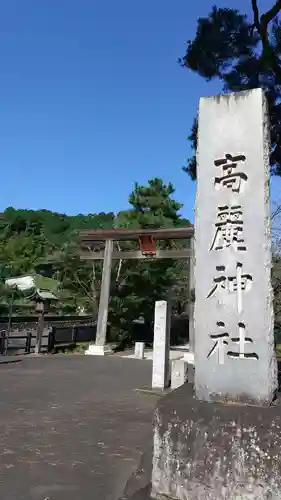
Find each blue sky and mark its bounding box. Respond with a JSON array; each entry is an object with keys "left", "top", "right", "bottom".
[{"left": 0, "top": 0, "right": 278, "bottom": 222}]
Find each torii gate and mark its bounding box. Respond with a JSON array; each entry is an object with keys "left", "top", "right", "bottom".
[{"left": 79, "top": 227, "right": 195, "bottom": 355}]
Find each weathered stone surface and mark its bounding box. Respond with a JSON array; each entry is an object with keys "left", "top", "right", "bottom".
[
  {"left": 135, "top": 342, "right": 145, "bottom": 359},
  {"left": 152, "top": 301, "right": 171, "bottom": 389},
  {"left": 151, "top": 384, "right": 281, "bottom": 500},
  {"left": 195, "top": 89, "right": 277, "bottom": 405},
  {"left": 171, "top": 359, "right": 188, "bottom": 390}
]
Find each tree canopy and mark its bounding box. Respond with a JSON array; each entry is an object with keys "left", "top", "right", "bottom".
[
  {"left": 0, "top": 208, "right": 115, "bottom": 316},
  {"left": 110, "top": 178, "right": 191, "bottom": 343},
  {"left": 0, "top": 180, "right": 191, "bottom": 345},
  {"left": 180, "top": 1, "right": 281, "bottom": 179}
]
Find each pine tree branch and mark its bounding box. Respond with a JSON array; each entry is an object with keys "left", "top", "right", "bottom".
[
  {"left": 261, "top": 0, "right": 281, "bottom": 27},
  {"left": 251, "top": 0, "right": 261, "bottom": 30},
  {"left": 250, "top": 0, "right": 281, "bottom": 79},
  {"left": 260, "top": 0, "right": 281, "bottom": 48},
  {"left": 272, "top": 203, "right": 281, "bottom": 220}
]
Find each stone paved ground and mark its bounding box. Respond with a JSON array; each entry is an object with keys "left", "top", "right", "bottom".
[{"left": 0, "top": 355, "right": 160, "bottom": 500}]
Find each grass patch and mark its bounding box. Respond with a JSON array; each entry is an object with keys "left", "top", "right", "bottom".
[{"left": 53, "top": 342, "right": 89, "bottom": 355}]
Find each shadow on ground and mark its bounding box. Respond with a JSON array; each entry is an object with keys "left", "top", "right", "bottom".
[{"left": 122, "top": 484, "right": 152, "bottom": 500}]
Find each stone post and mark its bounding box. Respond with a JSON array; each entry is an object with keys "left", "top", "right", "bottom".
[
  {"left": 171, "top": 359, "right": 188, "bottom": 390},
  {"left": 134, "top": 341, "right": 145, "bottom": 359},
  {"left": 152, "top": 300, "right": 171, "bottom": 389},
  {"left": 194, "top": 89, "right": 277, "bottom": 405}
]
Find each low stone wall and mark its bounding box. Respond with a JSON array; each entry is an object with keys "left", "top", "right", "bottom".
[{"left": 151, "top": 383, "right": 281, "bottom": 500}]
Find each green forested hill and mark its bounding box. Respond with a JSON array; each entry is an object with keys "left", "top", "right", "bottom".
[
  {"left": 0, "top": 179, "right": 191, "bottom": 343},
  {"left": 0, "top": 207, "right": 115, "bottom": 315}
]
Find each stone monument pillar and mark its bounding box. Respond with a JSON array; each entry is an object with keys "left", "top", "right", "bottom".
[
  {"left": 195, "top": 89, "right": 277, "bottom": 405},
  {"left": 152, "top": 300, "right": 171, "bottom": 389},
  {"left": 151, "top": 90, "right": 281, "bottom": 500}
]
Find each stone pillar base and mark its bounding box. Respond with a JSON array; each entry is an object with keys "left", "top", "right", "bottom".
[
  {"left": 152, "top": 384, "right": 281, "bottom": 500},
  {"left": 84, "top": 344, "right": 113, "bottom": 356}
]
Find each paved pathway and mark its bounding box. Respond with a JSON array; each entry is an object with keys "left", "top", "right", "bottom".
[{"left": 0, "top": 355, "right": 160, "bottom": 500}]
